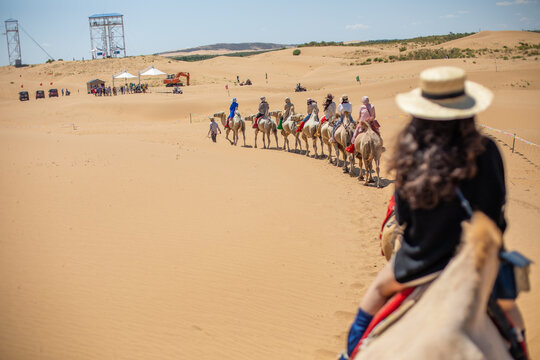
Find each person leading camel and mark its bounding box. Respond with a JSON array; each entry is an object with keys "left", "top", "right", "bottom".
[
  {"left": 225, "top": 97, "right": 238, "bottom": 129},
  {"left": 346, "top": 96, "right": 378, "bottom": 153},
  {"left": 330, "top": 95, "right": 353, "bottom": 142},
  {"left": 278, "top": 97, "right": 295, "bottom": 130},
  {"left": 296, "top": 98, "right": 318, "bottom": 132},
  {"left": 253, "top": 96, "right": 269, "bottom": 128},
  {"left": 341, "top": 67, "right": 526, "bottom": 358}
]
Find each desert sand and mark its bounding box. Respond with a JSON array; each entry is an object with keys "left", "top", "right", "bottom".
[{"left": 1, "top": 31, "right": 539, "bottom": 359}]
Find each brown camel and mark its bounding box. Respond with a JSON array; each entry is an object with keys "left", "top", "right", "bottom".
[
  {"left": 349, "top": 120, "right": 384, "bottom": 187},
  {"left": 354, "top": 212, "right": 512, "bottom": 360}
]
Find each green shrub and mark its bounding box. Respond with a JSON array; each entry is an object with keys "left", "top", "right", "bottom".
[
  {"left": 399, "top": 46, "right": 407, "bottom": 52},
  {"left": 293, "top": 49, "right": 301, "bottom": 56}
]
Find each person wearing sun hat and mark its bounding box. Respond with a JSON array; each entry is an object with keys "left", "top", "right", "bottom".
[
  {"left": 278, "top": 97, "right": 295, "bottom": 130},
  {"left": 225, "top": 97, "right": 239, "bottom": 129},
  {"left": 253, "top": 96, "right": 269, "bottom": 129},
  {"left": 339, "top": 66, "right": 526, "bottom": 358}
]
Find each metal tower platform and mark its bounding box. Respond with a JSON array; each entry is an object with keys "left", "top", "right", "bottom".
[
  {"left": 88, "top": 13, "right": 126, "bottom": 59},
  {"left": 4, "top": 19, "right": 22, "bottom": 66}
]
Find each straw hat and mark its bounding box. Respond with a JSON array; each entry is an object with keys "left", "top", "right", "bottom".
[{"left": 395, "top": 66, "right": 493, "bottom": 121}]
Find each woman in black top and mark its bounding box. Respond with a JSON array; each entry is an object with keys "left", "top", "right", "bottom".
[{"left": 342, "top": 66, "right": 525, "bottom": 357}]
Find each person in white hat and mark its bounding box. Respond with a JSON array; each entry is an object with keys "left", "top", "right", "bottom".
[
  {"left": 296, "top": 98, "right": 319, "bottom": 132},
  {"left": 253, "top": 96, "right": 269, "bottom": 128},
  {"left": 340, "top": 66, "right": 526, "bottom": 358},
  {"left": 226, "top": 97, "right": 239, "bottom": 129},
  {"left": 330, "top": 94, "right": 354, "bottom": 142}
]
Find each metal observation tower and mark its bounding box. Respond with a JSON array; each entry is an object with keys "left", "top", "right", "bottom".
[
  {"left": 4, "top": 19, "right": 22, "bottom": 66},
  {"left": 88, "top": 13, "right": 126, "bottom": 59}
]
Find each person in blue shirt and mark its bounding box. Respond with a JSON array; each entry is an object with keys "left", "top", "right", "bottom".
[{"left": 226, "top": 98, "right": 239, "bottom": 129}]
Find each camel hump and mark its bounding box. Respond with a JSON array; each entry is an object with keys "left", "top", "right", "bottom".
[{"left": 463, "top": 212, "right": 503, "bottom": 270}]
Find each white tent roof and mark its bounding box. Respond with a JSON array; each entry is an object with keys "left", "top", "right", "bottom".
[
  {"left": 139, "top": 66, "right": 166, "bottom": 76},
  {"left": 114, "top": 70, "right": 136, "bottom": 79}
]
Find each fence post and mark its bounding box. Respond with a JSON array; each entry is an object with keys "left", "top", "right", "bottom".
[{"left": 512, "top": 133, "right": 516, "bottom": 153}]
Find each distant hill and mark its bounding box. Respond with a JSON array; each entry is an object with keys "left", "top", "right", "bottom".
[{"left": 159, "top": 43, "right": 290, "bottom": 56}]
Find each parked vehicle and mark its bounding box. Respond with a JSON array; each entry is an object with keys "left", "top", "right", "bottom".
[
  {"left": 48, "top": 88, "right": 59, "bottom": 97},
  {"left": 36, "top": 90, "right": 45, "bottom": 99},
  {"left": 19, "top": 91, "right": 29, "bottom": 101}
]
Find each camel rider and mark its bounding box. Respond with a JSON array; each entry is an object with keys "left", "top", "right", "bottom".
[
  {"left": 316, "top": 94, "right": 336, "bottom": 136},
  {"left": 278, "top": 97, "right": 295, "bottom": 130},
  {"left": 346, "top": 96, "right": 378, "bottom": 153},
  {"left": 225, "top": 98, "right": 238, "bottom": 129},
  {"left": 321, "top": 93, "right": 336, "bottom": 125},
  {"left": 253, "top": 96, "right": 269, "bottom": 128},
  {"left": 296, "top": 98, "right": 318, "bottom": 132},
  {"left": 330, "top": 95, "right": 354, "bottom": 142}
]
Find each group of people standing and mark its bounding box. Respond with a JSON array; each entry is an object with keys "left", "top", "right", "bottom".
[{"left": 224, "top": 93, "right": 381, "bottom": 154}]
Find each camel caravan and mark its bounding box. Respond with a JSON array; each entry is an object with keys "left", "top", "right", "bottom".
[
  {"left": 209, "top": 68, "right": 532, "bottom": 359},
  {"left": 210, "top": 94, "right": 385, "bottom": 187}
]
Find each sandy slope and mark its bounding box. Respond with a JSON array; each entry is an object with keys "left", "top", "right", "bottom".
[{"left": 0, "top": 31, "right": 539, "bottom": 359}]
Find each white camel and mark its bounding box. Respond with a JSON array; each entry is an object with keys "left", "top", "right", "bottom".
[
  {"left": 332, "top": 111, "right": 355, "bottom": 172},
  {"left": 319, "top": 112, "right": 339, "bottom": 163},
  {"left": 349, "top": 120, "right": 384, "bottom": 187},
  {"left": 214, "top": 111, "right": 246, "bottom": 146},
  {"left": 281, "top": 113, "right": 304, "bottom": 152},
  {"left": 300, "top": 110, "right": 324, "bottom": 158},
  {"left": 355, "top": 212, "right": 513, "bottom": 360},
  {"left": 247, "top": 114, "right": 279, "bottom": 149}
]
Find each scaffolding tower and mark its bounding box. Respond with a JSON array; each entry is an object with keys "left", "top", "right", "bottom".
[
  {"left": 88, "top": 13, "right": 126, "bottom": 59},
  {"left": 4, "top": 19, "right": 22, "bottom": 66}
]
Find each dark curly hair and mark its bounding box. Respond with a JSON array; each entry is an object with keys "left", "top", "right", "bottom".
[{"left": 390, "top": 117, "right": 486, "bottom": 210}]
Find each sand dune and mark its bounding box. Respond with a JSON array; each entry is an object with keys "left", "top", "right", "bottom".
[{"left": 0, "top": 31, "right": 539, "bottom": 359}]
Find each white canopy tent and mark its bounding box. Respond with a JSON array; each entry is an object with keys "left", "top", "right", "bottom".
[
  {"left": 113, "top": 70, "right": 136, "bottom": 87},
  {"left": 138, "top": 65, "right": 166, "bottom": 84}
]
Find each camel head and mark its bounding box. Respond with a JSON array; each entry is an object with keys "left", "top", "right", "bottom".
[
  {"left": 213, "top": 111, "right": 225, "bottom": 119},
  {"left": 360, "top": 120, "right": 370, "bottom": 131},
  {"left": 244, "top": 114, "right": 256, "bottom": 122}
]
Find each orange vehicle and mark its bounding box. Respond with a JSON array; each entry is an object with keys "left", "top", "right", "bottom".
[{"left": 164, "top": 72, "right": 190, "bottom": 87}]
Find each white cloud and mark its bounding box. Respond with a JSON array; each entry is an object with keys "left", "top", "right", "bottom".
[
  {"left": 441, "top": 14, "right": 458, "bottom": 18},
  {"left": 458, "top": 10, "right": 470, "bottom": 14},
  {"left": 520, "top": 17, "right": 529, "bottom": 21},
  {"left": 41, "top": 43, "right": 51, "bottom": 47},
  {"left": 496, "top": 0, "right": 536, "bottom": 5},
  {"left": 345, "top": 23, "right": 369, "bottom": 30}
]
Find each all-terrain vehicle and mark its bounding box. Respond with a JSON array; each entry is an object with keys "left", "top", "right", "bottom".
[
  {"left": 19, "top": 91, "right": 29, "bottom": 101},
  {"left": 48, "top": 88, "right": 59, "bottom": 97},
  {"left": 295, "top": 83, "right": 307, "bottom": 92},
  {"left": 36, "top": 90, "right": 45, "bottom": 99}
]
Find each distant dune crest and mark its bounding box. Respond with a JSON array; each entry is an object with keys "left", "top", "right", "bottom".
[{"left": 160, "top": 42, "right": 289, "bottom": 56}]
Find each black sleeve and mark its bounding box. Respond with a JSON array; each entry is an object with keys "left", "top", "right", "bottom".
[
  {"left": 395, "top": 190, "right": 410, "bottom": 226},
  {"left": 470, "top": 138, "right": 507, "bottom": 233}
]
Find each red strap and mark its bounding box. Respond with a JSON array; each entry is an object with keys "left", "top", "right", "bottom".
[{"left": 350, "top": 287, "right": 416, "bottom": 359}]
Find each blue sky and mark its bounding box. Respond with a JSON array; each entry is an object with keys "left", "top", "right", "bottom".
[{"left": 1, "top": 0, "right": 539, "bottom": 66}]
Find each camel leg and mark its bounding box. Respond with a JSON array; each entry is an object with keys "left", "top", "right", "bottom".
[
  {"left": 296, "top": 134, "right": 302, "bottom": 152},
  {"left": 333, "top": 144, "right": 340, "bottom": 166},
  {"left": 357, "top": 154, "right": 364, "bottom": 181},
  {"left": 254, "top": 130, "right": 258, "bottom": 148},
  {"left": 328, "top": 143, "right": 333, "bottom": 163},
  {"left": 343, "top": 150, "right": 349, "bottom": 173},
  {"left": 319, "top": 137, "right": 325, "bottom": 158},
  {"left": 375, "top": 158, "right": 381, "bottom": 188},
  {"left": 242, "top": 129, "right": 246, "bottom": 147},
  {"left": 349, "top": 152, "right": 355, "bottom": 177},
  {"left": 302, "top": 135, "right": 309, "bottom": 156},
  {"left": 263, "top": 132, "right": 267, "bottom": 149},
  {"left": 313, "top": 138, "right": 318, "bottom": 158},
  {"left": 364, "top": 157, "right": 371, "bottom": 185},
  {"left": 274, "top": 131, "right": 279, "bottom": 150}
]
